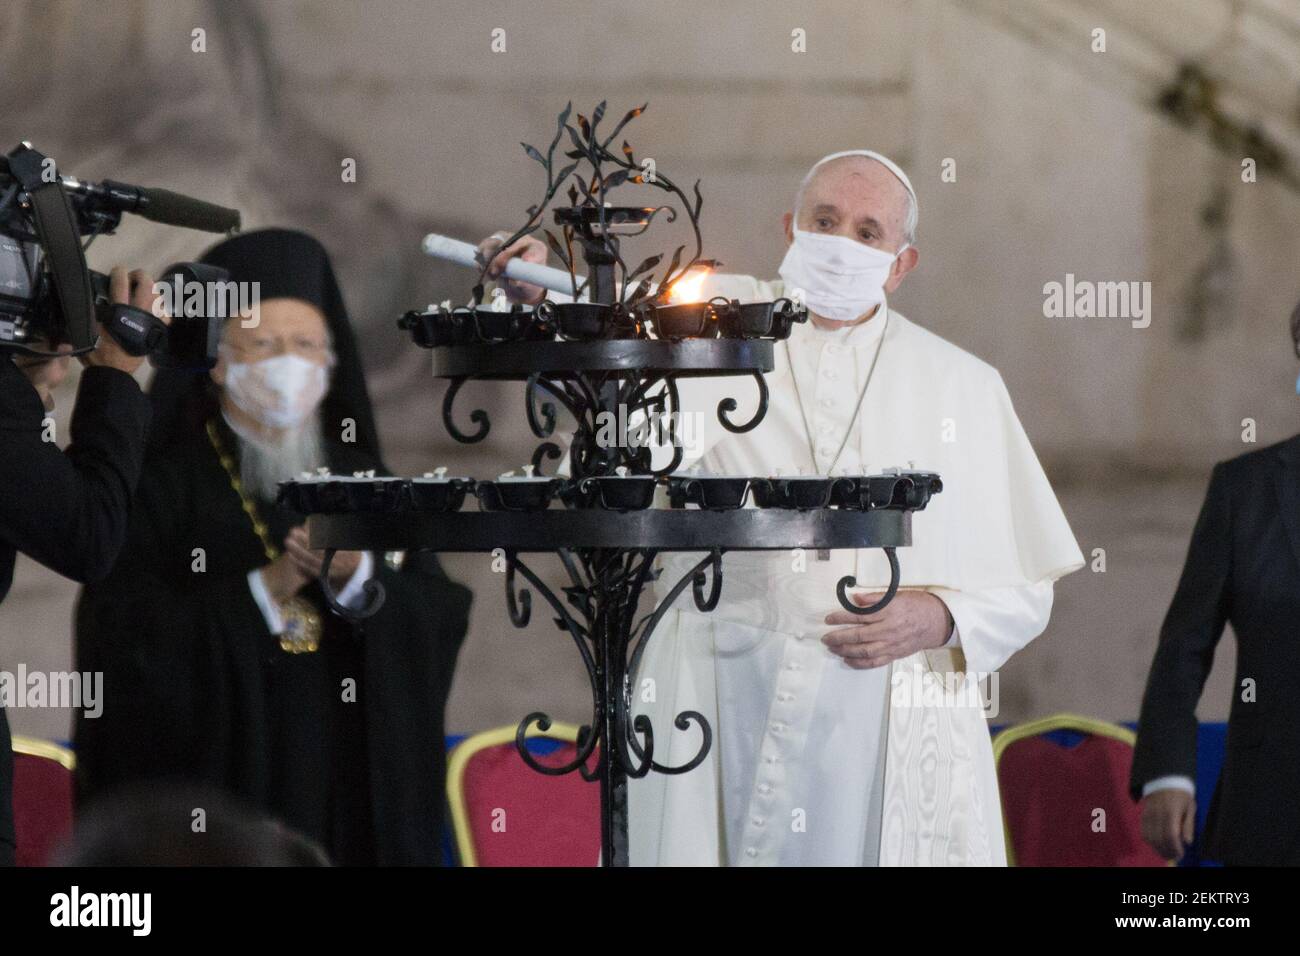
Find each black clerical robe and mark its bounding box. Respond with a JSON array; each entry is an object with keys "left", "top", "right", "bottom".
[{"left": 74, "top": 417, "right": 471, "bottom": 865}]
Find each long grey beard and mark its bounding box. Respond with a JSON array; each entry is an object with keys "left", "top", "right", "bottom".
[{"left": 235, "top": 413, "right": 327, "bottom": 503}]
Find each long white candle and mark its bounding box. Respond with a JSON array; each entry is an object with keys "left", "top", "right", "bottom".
[{"left": 421, "top": 233, "right": 585, "bottom": 295}]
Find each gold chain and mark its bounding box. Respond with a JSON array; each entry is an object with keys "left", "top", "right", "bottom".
[{"left": 205, "top": 419, "right": 321, "bottom": 653}]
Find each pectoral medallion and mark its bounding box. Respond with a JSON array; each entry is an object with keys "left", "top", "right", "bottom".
[{"left": 279, "top": 597, "right": 322, "bottom": 654}]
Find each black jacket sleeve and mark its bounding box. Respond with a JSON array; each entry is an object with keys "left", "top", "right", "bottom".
[
  {"left": 0, "top": 358, "right": 151, "bottom": 586},
  {"left": 1130, "top": 462, "right": 1233, "bottom": 798}
]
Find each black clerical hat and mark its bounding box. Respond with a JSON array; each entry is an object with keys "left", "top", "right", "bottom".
[{"left": 147, "top": 228, "right": 382, "bottom": 464}]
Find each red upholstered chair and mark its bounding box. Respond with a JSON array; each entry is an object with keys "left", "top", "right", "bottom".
[
  {"left": 992, "top": 714, "right": 1167, "bottom": 867},
  {"left": 446, "top": 722, "right": 600, "bottom": 866},
  {"left": 10, "top": 735, "right": 75, "bottom": 867}
]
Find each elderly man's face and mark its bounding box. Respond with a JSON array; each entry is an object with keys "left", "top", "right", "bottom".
[
  {"left": 211, "top": 297, "right": 332, "bottom": 386},
  {"left": 209, "top": 297, "right": 334, "bottom": 440},
  {"left": 782, "top": 156, "right": 918, "bottom": 295}
]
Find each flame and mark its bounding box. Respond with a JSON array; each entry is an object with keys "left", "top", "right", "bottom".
[{"left": 666, "top": 267, "right": 711, "bottom": 304}]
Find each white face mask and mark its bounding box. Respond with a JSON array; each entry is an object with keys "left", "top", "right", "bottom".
[
  {"left": 221, "top": 352, "right": 330, "bottom": 429},
  {"left": 778, "top": 228, "right": 908, "bottom": 323}
]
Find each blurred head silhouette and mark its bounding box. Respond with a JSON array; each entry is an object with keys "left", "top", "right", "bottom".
[{"left": 58, "top": 781, "right": 329, "bottom": 866}]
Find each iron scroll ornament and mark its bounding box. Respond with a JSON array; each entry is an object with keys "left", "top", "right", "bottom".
[
  {"left": 836, "top": 546, "right": 900, "bottom": 615},
  {"left": 317, "top": 547, "right": 387, "bottom": 621},
  {"left": 505, "top": 551, "right": 603, "bottom": 778},
  {"left": 441, "top": 376, "right": 490, "bottom": 443},
  {"left": 717, "top": 370, "right": 768, "bottom": 434},
  {"left": 501, "top": 547, "right": 719, "bottom": 781},
  {"left": 436, "top": 343, "right": 775, "bottom": 480}
]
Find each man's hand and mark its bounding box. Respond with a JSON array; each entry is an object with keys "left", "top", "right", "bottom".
[
  {"left": 13, "top": 342, "right": 73, "bottom": 411},
  {"left": 283, "top": 525, "right": 364, "bottom": 588},
  {"left": 1140, "top": 788, "right": 1196, "bottom": 862},
  {"left": 258, "top": 551, "right": 311, "bottom": 605},
  {"left": 476, "top": 232, "right": 548, "bottom": 305},
  {"left": 80, "top": 266, "right": 164, "bottom": 375},
  {"left": 822, "top": 591, "right": 954, "bottom": 669}
]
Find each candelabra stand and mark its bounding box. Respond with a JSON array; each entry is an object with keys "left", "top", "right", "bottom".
[{"left": 285, "top": 102, "right": 942, "bottom": 866}]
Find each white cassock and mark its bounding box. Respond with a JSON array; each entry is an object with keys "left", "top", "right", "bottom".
[{"left": 628, "top": 273, "right": 1085, "bottom": 866}]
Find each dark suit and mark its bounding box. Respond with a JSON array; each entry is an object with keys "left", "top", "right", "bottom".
[
  {"left": 1131, "top": 435, "right": 1300, "bottom": 865},
  {"left": 0, "top": 356, "right": 151, "bottom": 865}
]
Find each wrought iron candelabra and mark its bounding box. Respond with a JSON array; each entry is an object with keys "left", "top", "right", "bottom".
[{"left": 284, "top": 102, "right": 942, "bottom": 866}]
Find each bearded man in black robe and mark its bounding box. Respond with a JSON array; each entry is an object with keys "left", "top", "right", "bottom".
[{"left": 74, "top": 229, "right": 472, "bottom": 865}]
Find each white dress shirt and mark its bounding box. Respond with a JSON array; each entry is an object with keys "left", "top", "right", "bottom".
[{"left": 247, "top": 551, "right": 375, "bottom": 634}]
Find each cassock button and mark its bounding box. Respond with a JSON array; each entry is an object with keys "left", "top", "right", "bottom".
[
  {"left": 757, "top": 783, "right": 773, "bottom": 794},
  {"left": 745, "top": 847, "right": 758, "bottom": 858},
  {"left": 751, "top": 817, "right": 766, "bottom": 827},
  {"left": 819, "top": 397, "right": 834, "bottom": 409}
]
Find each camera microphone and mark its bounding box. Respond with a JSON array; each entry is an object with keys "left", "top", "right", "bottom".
[
  {"left": 62, "top": 177, "right": 241, "bottom": 234},
  {"left": 130, "top": 186, "right": 241, "bottom": 234}
]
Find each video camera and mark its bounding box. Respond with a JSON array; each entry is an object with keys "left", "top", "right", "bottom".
[{"left": 0, "top": 141, "right": 242, "bottom": 369}]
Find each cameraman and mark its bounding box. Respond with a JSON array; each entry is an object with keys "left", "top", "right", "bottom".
[{"left": 0, "top": 265, "right": 159, "bottom": 866}]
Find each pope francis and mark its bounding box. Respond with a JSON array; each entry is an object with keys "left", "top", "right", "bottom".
[{"left": 480, "top": 148, "right": 1084, "bottom": 867}]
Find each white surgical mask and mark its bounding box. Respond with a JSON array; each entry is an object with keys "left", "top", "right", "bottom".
[
  {"left": 779, "top": 228, "right": 908, "bottom": 324},
  {"left": 222, "top": 352, "right": 329, "bottom": 429}
]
